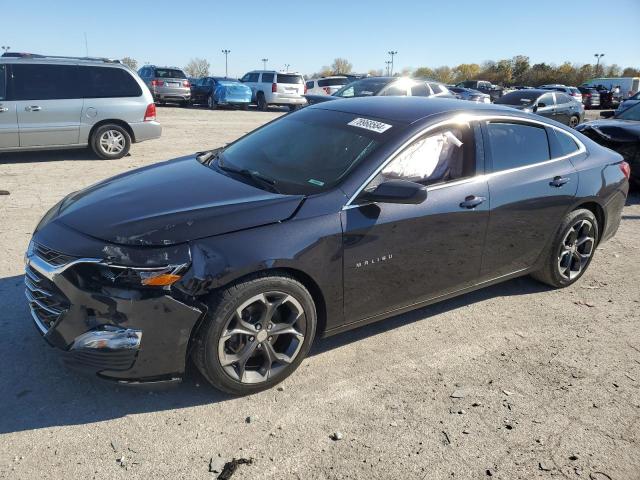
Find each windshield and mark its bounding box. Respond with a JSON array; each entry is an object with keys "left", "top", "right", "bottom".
[
  {"left": 495, "top": 91, "right": 539, "bottom": 106},
  {"left": 216, "top": 109, "right": 393, "bottom": 195},
  {"left": 333, "top": 78, "right": 391, "bottom": 98},
  {"left": 616, "top": 102, "right": 640, "bottom": 121}
]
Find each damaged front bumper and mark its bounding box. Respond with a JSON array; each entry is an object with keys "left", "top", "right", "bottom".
[{"left": 24, "top": 224, "right": 205, "bottom": 384}]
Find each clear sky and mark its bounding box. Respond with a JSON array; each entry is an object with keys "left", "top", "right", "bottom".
[{"left": 2, "top": 0, "right": 638, "bottom": 77}]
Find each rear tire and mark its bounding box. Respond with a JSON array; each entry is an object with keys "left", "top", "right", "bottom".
[
  {"left": 207, "top": 94, "right": 217, "bottom": 110},
  {"left": 90, "top": 124, "right": 131, "bottom": 160},
  {"left": 289, "top": 105, "right": 299, "bottom": 112},
  {"left": 192, "top": 273, "right": 317, "bottom": 395},
  {"left": 241, "top": 104, "right": 249, "bottom": 111},
  {"left": 257, "top": 92, "right": 267, "bottom": 111},
  {"left": 530, "top": 209, "right": 598, "bottom": 288}
]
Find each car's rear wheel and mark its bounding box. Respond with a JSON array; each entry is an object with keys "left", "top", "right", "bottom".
[
  {"left": 90, "top": 124, "right": 131, "bottom": 160},
  {"left": 241, "top": 104, "right": 249, "bottom": 111},
  {"left": 289, "top": 105, "right": 299, "bottom": 112},
  {"left": 531, "top": 209, "right": 598, "bottom": 288},
  {"left": 207, "top": 94, "right": 217, "bottom": 110},
  {"left": 257, "top": 92, "right": 267, "bottom": 111},
  {"left": 192, "top": 274, "right": 317, "bottom": 395},
  {"left": 569, "top": 115, "right": 580, "bottom": 128}
]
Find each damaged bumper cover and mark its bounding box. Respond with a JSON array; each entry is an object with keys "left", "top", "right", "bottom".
[{"left": 25, "top": 222, "right": 205, "bottom": 384}]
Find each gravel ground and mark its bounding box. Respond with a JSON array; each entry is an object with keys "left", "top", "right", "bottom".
[{"left": 0, "top": 106, "right": 638, "bottom": 480}]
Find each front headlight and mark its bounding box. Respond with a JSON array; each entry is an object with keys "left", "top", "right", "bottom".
[{"left": 95, "top": 263, "right": 189, "bottom": 288}]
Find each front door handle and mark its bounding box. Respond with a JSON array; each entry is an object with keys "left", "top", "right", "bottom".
[
  {"left": 550, "top": 176, "right": 570, "bottom": 187},
  {"left": 25, "top": 106, "right": 42, "bottom": 112},
  {"left": 0, "top": 106, "right": 8, "bottom": 113},
  {"left": 459, "top": 195, "right": 486, "bottom": 209}
]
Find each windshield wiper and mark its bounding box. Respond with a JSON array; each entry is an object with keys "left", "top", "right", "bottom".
[{"left": 218, "top": 163, "right": 281, "bottom": 194}]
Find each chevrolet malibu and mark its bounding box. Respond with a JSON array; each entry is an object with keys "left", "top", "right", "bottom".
[{"left": 25, "top": 97, "right": 629, "bottom": 395}]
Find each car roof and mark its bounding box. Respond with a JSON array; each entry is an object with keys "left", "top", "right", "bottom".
[
  {"left": 0, "top": 56, "right": 124, "bottom": 67},
  {"left": 308, "top": 96, "right": 515, "bottom": 124}
]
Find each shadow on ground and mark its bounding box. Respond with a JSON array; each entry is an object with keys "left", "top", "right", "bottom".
[
  {"left": 0, "top": 271, "right": 548, "bottom": 435},
  {"left": 0, "top": 149, "right": 109, "bottom": 164}
]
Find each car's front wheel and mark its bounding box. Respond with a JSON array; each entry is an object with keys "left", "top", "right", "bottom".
[
  {"left": 90, "top": 124, "right": 131, "bottom": 160},
  {"left": 207, "top": 94, "right": 217, "bottom": 110},
  {"left": 531, "top": 208, "right": 599, "bottom": 288},
  {"left": 193, "top": 274, "right": 317, "bottom": 395},
  {"left": 569, "top": 115, "right": 580, "bottom": 128}
]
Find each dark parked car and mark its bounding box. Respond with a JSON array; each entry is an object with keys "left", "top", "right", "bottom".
[
  {"left": 190, "top": 76, "right": 252, "bottom": 109},
  {"left": 305, "top": 77, "right": 453, "bottom": 105},
  {"left": 578, "top": 86, "right": 601, "bottom": 109},
  {"left": 456, "top": 80, "right": 503, "bottom": 101},
  {"left": 576, "top": 102, "right": 640, "bottom": 186},
  {"left": 615, "top": 90, "right": 640, "bottom": 115},
  {"left": 447, "top": 86, "right": 491, "bottom": 103},
  {"left": 593, "top": 85, "right": 623, "bottom": 109},
  {"left": 495, "top": 89, "right": 585, "bottom": 127},
  {"left": 25, "top": 97, "right": 629, "bottom": 394}
]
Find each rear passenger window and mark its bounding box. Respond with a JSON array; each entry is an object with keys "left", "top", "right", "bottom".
[
  {"left": 487, "top": 122, "right": 550, "bottom": 171},
  {"left": 410, "top": 83, "right": 430, "bottom": 96},
  {"left": 0, "top": 65, "right": 6, "bottom": 100},
  {"left": 10, "top": 64, "right": 80, "bottom": 100},
  {"left": 261, "top": 73, "right": 274, "bottom": 83},
  {"left": 305, "top": 81, "right": 314, "bottom": 89},
  {"left": 555, "top": 93, "right": 571, "bottom": 104},
  {"left": 537, "top": 93, "right": 555, "bottom": 107},
  {"left": 549, "top": 129, "right": 580, "bottom": 157},
  {"left": 382, "top": 84, "right": 407, "bottom": 96},
  {"left": 81, "top": 66, "right": 142, "bottom": 98}
]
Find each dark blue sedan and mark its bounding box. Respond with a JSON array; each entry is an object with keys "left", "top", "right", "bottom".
[{"left": 191, "top": 77, "right": 252, "bottom": 109}]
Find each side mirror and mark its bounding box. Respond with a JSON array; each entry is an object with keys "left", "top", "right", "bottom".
[
  {"left": 360, "top": 179, "right": 427, "bottom": 205},
  {"left": 600, "top": 110, "right": 615, "bottom": 118},
  {"left": 532, "top": 104, "right": 539, "bottom": 112}
]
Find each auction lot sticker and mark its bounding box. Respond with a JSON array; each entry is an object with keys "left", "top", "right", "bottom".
[{"left": 348, "top": 117, "right": 392, "bottom": 133}]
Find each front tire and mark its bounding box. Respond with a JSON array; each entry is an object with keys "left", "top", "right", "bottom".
[
  {"left": 569, "top": 115, "right": 580, "bottom": 128},
  {"left": 193, "top": 274, "right": 317, "bottom": 395},
  {"left": 531, "top": 209, "right": 598, "bottom": 288},
  {"left": 207, "top": 94, "right": 217, "bottom": 110},
  {"left": 90, "top": 124, "right": 131, "bottom": 160}
]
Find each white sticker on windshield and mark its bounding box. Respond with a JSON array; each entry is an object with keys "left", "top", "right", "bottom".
[{"left": 348, "top": 117, "right": 392, "bottom": 133}]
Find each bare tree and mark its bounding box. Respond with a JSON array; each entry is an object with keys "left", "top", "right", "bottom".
[
  {"left": 121, "top": 57, "right": 138, "bottom": 70},
  {"left": 331, "top": 58, "right": 353, "bottom": 75},
  {"left": 184, "top": 58, "right": 211, "bottom": 78}
]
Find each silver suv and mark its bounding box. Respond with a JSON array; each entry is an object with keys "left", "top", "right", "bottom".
[
  {"left": 240, "top": 70, "right": 306, "bottom": 111},
  {"left": 0, "top": 55, "right": 161, "bottom": 159},
  {"left": 138, "top": 65, "right": 191, "bottom": 106}
]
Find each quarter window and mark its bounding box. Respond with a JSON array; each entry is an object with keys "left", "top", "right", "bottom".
[
  {"left": 10, "top": 64, "right": 80, "bottom": 100},
  {"left": 377, "top": 124, "right": 475, "bottom": 186},
  {"left": 550, "top": 129, "right": 580, "bottom": 157},
  {"left": 0, "top": 65, "right": 5, "bottom": 100},
  {"left": 487, "top": 122, "right": 550, "bottom": 171}
]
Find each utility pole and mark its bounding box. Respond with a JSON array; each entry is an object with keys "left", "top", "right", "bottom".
[
  {"left": 284, "top": 63, "right": 290, "bottom": 72},
  {"left": 594, "top": 53, "right": 605, "bottom": 75},
  {"left": 84, "top": 32, "right": 88, "bottom": 56},
  {"left": 261, "top": 58, "right": 268, "bottom": 70},
  {"left": 385, "top": 60, "right": 392, "bottom": 76},
  {"left": 1, "top": 46, "right": 10, "bottom": 54},
  {"left": 387, "top": 50, "right": 397, "bottom": 76},
  {"left": 221, "top": 49, "right": 231, "bottom": 77}
]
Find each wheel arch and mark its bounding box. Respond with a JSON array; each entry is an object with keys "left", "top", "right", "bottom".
[
  {"left": 572, "top": 200, "right": 606, "bottom": 244},
  {"left": 89, "top": 119, "right": 135, "bottom": 143}
]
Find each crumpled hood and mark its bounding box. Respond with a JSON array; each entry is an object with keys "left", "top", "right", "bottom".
[
  {"left": 53, "top": 156, "right": 304, "bottom": 246},
  {"left": 576, "top": 119, "right": 640, "bottom": 143}
]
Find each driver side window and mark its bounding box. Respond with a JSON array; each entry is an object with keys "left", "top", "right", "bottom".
[{"left": 375, "top": 124, "right": 476, "bottom": 187}]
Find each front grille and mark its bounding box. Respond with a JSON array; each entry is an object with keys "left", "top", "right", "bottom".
[
  {"left": 24, "top": 265, "right": 70, "bottom": 333},
  {"left": 34, "top": 243, "right": 77, "bottom": 267}
]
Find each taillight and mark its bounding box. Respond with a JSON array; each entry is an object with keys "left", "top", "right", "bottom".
[
  {"left": 151, "top": 79, "right": 163, "bottom": 87},
  {"left": 323, "top": 87, "right": 329, "bottom": 94},
  {"left": 272, "top": 83, "right": 277, "bottom": 93},
  {"left": 144, "top": 103, "right": 156, "bottom": 122},
  {"left": 183, "top": 80, "right": 190, "bottom": 88},
  {"left": 620, "top": 161, "right": 631, "bottom": 180}
]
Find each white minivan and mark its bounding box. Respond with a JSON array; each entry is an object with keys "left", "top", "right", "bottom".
[{"left": 240, "top": 70, "right": 306, "bottom": 111}]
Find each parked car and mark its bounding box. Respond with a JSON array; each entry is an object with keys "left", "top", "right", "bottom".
[
  {"left": 539, "top": 84, "right": 583, "bottom": 104},
  {"left": 190, "top": 77, "right": 252, "bottom": 109},
  {"left": 137, "top": 65, "right": 191, "bottom": 106},
  {"left": 615, "top": 90, "right": 640, "bottom": 115},
  {"left": 240, "top": 70, "right": 306, "bottom": 111},
  {"left": 456, "top": 80, "right": 503, "bottom": 101},
  {"left": 495, "top": 89, "right": 585, "bottom": 128},
  {"left": 447, "top": 86, "right": 491, "bottom": 103},
  {"left": 0, "top": 55, "right": 160, "bottom": 159},
  {"left": 305, "top": 77, "right": 454, "bottom": 105},
  {"left": 305, "top": 76, "right": 349, "bottom": 95},
  {"left": 576, "top": 102, "right": 640, "bottom": 186},
  {"left": 577, "top": 86, "right": 601, "bottom": 109},
  {"left": 25, "top": 96, "right": 628, "bottom": 394}
]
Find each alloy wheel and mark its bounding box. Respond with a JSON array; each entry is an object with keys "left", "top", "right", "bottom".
[
  {"left": 99, "top": 130, "right": 126, "bottom": 155},
  {"left": 569, "top": 116, "right": 579, "bottom": 128},
  {"left": 557, "top": 219, "right": 595, "bottom": 280},
  {"left": 218, "top": 292, "right": 306, "bottom": 384}
]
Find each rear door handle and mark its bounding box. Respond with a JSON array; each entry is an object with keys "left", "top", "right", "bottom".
[
  {"left": 550, "top": 176, "right": 570, "bottom": 187},
  {"left": 459, "top": 195, "right": 486, "bottom": 209},
  {"left": 25, "top": 106, "right": 42, "bottom": 112}
]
